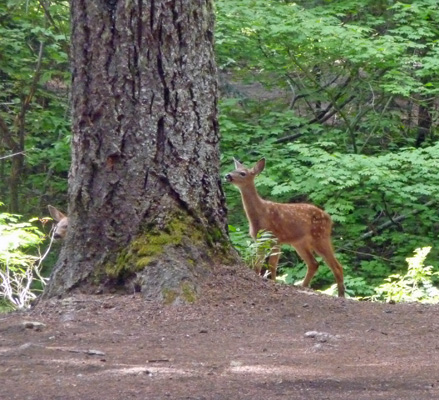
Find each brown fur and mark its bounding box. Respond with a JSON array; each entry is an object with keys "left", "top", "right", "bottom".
[
  {"left": 225, "top": 158, "right": 345, "bottom": 297},
  {"left": 48, "top": 205, "right": 69, "bottom": 240}
]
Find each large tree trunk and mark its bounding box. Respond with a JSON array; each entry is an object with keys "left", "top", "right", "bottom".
[{"left": 44, "top": 0, "right": 236, "bottom": 302}]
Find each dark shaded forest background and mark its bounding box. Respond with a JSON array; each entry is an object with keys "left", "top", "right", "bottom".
[{"left": 1, "top": 0, "right": 438, "bottom": 300}]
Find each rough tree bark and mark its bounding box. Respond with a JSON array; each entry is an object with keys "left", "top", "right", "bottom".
[{"left": 44, "top": 0, "right": 236, "bottom": 302}]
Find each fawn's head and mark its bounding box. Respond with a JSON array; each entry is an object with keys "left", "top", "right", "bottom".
[
  {"left": 48, "top": 205, "right": 68, "bottom": 240},
  {"left": 225, "top": 158, "right": 266, "bottom": 188}
]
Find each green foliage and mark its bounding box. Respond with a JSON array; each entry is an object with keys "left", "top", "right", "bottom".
[
  {"left": 0, "top": 1, "right": 71, "bottom": 213},
  {"left": 217, "top": 0, "right": 439, "bottom": 153},
  {"left": 229, "top": 226, "right": 279, "bottom": 276},
  {"left": 320, "top": 276, "right": 375, "bottom": 298},
  {"left": 0, "top": 207, "right": 49, "bottom": 310},
  {"left": 276, "top": 254, "right": 307, "bottom": 286},
  {"left": 372, "top": 247, "right": 439, "bottom": 304}
]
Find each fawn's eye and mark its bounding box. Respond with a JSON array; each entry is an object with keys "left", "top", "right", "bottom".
[{"left": 239, "top": 172, "right": 246, "bottom": 177}]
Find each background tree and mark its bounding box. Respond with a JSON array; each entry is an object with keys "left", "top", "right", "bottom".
[{"left": 44, "top": 0, "right": 235, "bottom": 302}]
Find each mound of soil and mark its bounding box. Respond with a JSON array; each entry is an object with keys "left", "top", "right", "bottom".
[{"left": 1, "top": 264, "right": 439, "bottom": 399}]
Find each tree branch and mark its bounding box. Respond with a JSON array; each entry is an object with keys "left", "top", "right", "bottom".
[
  {"left": 360, "top": 200, "right": 436, "bottom": 240},
  {"left": 275, "top": 94, "right": 355, "bottom": 144},
  {"left": 0, "top": 151, "right": 26, "bottom": 160},
  {"left": 38, "top": 0, "right": 59, "bottom": 32}
]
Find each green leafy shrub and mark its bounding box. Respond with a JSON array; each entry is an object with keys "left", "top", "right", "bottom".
[
  {"left": 229, "top": 225, "right": 279, "bottom": 277},
  {"left": 372, "top": 247, "right": 439, "bottom": 304},
  {"left": 0, "top": 210, "right": 50, "bottom": 310}
]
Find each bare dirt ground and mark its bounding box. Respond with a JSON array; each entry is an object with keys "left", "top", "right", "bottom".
[{"left": 1, "top": 264, "right": 439, "bottom": 400}]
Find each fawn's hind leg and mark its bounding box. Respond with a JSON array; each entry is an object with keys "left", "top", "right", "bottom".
[{"left": 314, "top": 239, "right": 345, "bottom": 297}]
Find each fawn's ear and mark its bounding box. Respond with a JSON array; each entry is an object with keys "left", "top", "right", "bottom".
[
  {"left": 252, "top": 158, "right": 266, "bottom": 175},
  {"left": 233, "top": 157, "right": 244, "bottom": 170},
  {"left": 48, "top": 205, "right": 66, "bottom": 222}
]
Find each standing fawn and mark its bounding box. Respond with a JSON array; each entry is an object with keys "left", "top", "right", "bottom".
[
  {"left": 225, "top": 158, "right": 345, "bottom": 297},
  {"left": 48, "top": 205, "right": 69, "bottom": 240}
]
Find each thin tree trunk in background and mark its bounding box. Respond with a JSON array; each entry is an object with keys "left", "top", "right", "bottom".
[
  {"left": 44, "top": 0, "right": 236, "bottom": 302},
  {"left": 416, "top": 101, "right": 432, "bottom": 147},
  {"left": 0, "top": 115, "right": 22, "bottom": 213}
]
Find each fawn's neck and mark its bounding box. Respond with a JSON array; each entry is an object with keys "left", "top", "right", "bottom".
[{"left": 239, "top": 184, "right": 266, "bottom": 222}]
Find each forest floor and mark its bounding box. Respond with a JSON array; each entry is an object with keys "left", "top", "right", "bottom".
[{"left": 1, "top": 263, "right": 439, "bottom": 400}]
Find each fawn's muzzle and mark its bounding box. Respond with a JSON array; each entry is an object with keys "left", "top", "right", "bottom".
[{"left": 225, "top": 174, "right": 233, "bottom": 182}]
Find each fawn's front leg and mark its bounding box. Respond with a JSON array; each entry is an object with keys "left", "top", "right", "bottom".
[{"left": 268, "top": 245, "right": 281, "bottom": 280}]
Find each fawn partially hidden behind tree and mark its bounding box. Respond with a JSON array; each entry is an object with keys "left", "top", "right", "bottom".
[
  {"left": 48, "top": 205, "right": 69, "bottom": 240},
  {"left": 225, "top": 158, "right": 345, "bottom": 297}
]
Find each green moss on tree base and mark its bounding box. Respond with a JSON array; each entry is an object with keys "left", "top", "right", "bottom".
[
  {"left": 103, "top": 212, "right": 233, "bottom": 282},
  {"left": 162, "top": 288, "right": 178, "bottom": 305},
  {"left": 162, "top": 281, "right": 197, "bottom": 305},
  {"left": 181, "top": 281, "right": 197, "bottom": 303}
]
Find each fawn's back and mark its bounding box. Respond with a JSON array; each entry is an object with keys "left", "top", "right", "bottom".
[{"left": 254, "top": 200, "right": 332, "bottom": 245}]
